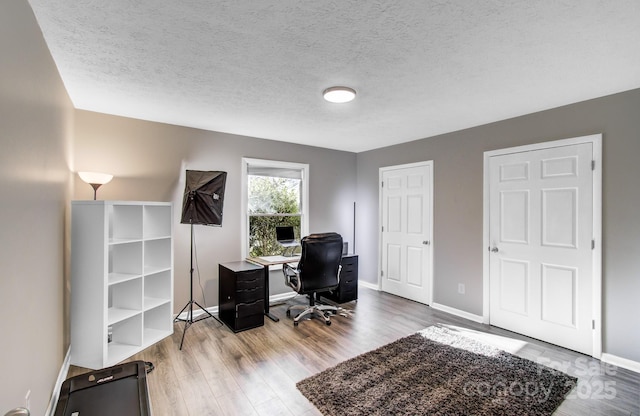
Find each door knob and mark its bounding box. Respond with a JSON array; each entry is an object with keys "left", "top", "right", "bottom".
[
  {"left": 423, "top": 240, "right": 430, "bottom": 245},
  {"left": 490, "top": 246, "right": 499, "bottom": 253}
]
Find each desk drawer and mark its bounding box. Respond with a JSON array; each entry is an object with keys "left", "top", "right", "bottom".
[
  {"left": 339, "top": 286, "right": 357, "bottom": 301},
  {"left": 236, "top": 270, "right": 264, "bottom": 288},
  {"left": 236, "top": 285, "right": 264, "bottom": 303},
  {"left": 340, "top": 269, "right": 357, "bottom": 283},
  {"left": 236, "top": 299, "right": 264, "bottom": 318},
  {"left": 340, "top": 255, "right": 358, "bottom": 270},
  {"left": 338, "top": 275, "right": 358, "bottom": 292},
  {"left": 232, "top": 314, "right": 264, "bottom": 333}
]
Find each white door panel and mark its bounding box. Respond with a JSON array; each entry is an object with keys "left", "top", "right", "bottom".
[
  {"left": 489, "top": 142, "right": 594, "bottom": 355},
  {"left": 380, "top": 162, "right": 433, "bottom": 304}
]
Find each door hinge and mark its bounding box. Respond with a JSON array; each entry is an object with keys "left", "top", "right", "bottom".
[
  {"left": 592, "top": 320, "right": 595, "bottom": 330},
  {"left": 592, "top": 160, "right": 596, "bottom": 170},
  {"left": 381, "top": 181, "right": 384, "bottom": 188},
  {"left": 381, "top": 270, "right": 384, "bottom": 277},
  {"left": 382, "top": 226, "right": 384, "bottom": 232},
  {"left": 592, "top": 239, "right": 595, "bottom": 249}
]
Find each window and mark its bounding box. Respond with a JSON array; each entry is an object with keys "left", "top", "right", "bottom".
[{"left": 241, "top": 158, "right": 309, "bottom": 258}]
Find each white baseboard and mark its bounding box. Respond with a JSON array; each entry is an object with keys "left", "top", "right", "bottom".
[
  {"left": 431, "top": 302, "right": 484, "bottom": 323},
  {"left": 601, "top": 352, "right": 640, "bottom": 374},
  {"left": 174, "top": 305, "right": 219, "bottom": 321},
  {"left": 269, "top": 292, "right": 299, "bottom": 304},
  {"left": 45, "top": 346, "right": 71, "bottom": 416},
  {"left": 358, "top": 284, "right": 484, "bottom": 324},
  {"left": 358, "top": 281, "right": 379, "bottom": 291}
]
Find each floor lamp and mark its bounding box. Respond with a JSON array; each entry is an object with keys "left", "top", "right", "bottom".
[{"left": 174, "top": 170, "right": 227, "bottom": 350}]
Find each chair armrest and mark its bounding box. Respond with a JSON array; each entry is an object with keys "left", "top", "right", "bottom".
[{"left": 283, "top": 263, "right": 301, "bottom": 292}]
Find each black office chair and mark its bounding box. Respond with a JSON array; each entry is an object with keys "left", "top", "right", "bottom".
[{"left": 283, "top": 232, "right": 343, "bottom": 326}]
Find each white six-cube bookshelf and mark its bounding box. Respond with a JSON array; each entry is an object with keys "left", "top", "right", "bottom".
[{"left": 70, "top": 201, "right": 173, "bottom": 370}]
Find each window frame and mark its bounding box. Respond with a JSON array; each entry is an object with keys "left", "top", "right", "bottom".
[{"left": 241, "top": 157, "right": 309, "bottom": 259}]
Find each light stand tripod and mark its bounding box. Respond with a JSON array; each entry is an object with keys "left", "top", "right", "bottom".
[
  {"left": 174, "top": 223, "right": 222, "bottom": 350},
  {"left": 176, "top": 170, "right": 227, "bottom": 350}
]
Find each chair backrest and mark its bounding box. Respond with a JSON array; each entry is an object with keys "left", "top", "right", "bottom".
[{"left": 297, "top": 232, "right": 343, "bottom": 294}]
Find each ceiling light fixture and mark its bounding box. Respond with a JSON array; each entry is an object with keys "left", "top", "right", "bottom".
[{"left": 323, "top": 86, "right": 356, "bottom": 103}]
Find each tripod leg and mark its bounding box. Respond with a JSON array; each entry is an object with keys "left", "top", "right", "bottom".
[
  {"left": 193, "top": 300, "right": 223, "bottom": 325},
  {"left": 174, "top": 301, "right": 191, "bottom": 323},
  {"left": 179, "top": 318, "right": 191, "bottom": 350}
]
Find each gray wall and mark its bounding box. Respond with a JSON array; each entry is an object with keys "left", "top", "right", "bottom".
[
  {"left": 356, "top": 88, "right": 640, "bottom": 363},
  {"left": 73, "top": 110, "right": 358, "bottom": 310},
  {"left": 0, "top": 2, "right": 73, "bottom": 414}
]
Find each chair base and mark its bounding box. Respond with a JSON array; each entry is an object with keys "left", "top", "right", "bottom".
[{"left": 286, "top": 303, "right": 338, "bottom": 326}]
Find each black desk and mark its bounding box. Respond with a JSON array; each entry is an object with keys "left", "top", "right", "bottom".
[{"left": 246, "top": 255, "right": 300, "bottom": 322}]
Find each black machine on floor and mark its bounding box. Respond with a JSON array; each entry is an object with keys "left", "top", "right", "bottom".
[{"left": 53, "top": 361, "right": 152, "bottom": 416}]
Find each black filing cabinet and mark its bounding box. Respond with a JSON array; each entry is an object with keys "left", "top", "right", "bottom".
[
  {"left": 323, "top": 254, "right": 358, "bottom": 303},
  {"left": 219, "top": 261, "right": 265, "bottom": 332}
]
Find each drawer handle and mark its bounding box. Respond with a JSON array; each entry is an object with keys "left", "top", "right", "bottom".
[{"left": 236, "top": 299, "right": 262, "bottom": 309}]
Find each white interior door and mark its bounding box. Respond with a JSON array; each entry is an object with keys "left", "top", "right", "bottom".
[
  {"left": 488, "top": 141, "right": 596, "bottom": 355},
  {"left": 380, "top": 162, "right": 432, "bottom": 305}
]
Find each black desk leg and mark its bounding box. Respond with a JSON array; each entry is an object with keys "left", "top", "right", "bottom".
[{"left": 263, "top": 265, "right": 280, "bottom": 322}]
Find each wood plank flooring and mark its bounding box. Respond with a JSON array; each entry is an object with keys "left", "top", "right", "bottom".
[{"left": 67, "top": 288, "right": 640, "bottom": 415}]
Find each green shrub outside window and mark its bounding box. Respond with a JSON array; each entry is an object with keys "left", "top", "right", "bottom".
[{"left": 248, "top": 175, "right": 302, "bottom": 257}]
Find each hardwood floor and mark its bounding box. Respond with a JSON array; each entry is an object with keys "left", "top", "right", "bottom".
[{"left": 67, "top": 288, "right": 640, "bottom": 415}]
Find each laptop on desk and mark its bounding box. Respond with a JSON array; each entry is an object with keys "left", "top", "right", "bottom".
[
  {"left": 276, "top": 226, "right": 299, "bottom": 256},
  {"left": 276, "top": 226, "right": 298, "bottom": 247}
]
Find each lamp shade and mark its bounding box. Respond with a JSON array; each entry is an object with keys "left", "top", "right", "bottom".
[{"left": 78, "top": 171, "right": 113, "bottom": 185}]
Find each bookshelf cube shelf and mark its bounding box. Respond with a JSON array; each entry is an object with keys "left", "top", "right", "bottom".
[{"left": 71, "top": 201, "right": 173, "bottom": 370}]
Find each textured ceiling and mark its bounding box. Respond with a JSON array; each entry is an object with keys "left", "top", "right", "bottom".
[{"left": 28, "top": 1, "right": 640, "bottom": 152}]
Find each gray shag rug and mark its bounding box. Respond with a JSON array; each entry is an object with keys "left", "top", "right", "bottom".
[{"left": 297, "top": 326, "right": 576, "bottom": 416}]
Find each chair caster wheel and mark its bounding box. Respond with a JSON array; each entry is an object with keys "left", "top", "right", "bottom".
[
  {"left": 294, "top": 321, "right": 299, "bottom": 326},
  {"left": 326, "top": 321, "right": 331, "bottom": 326},
  {"left": 286, "top": 310, "right": 291, "bottom": 317}
]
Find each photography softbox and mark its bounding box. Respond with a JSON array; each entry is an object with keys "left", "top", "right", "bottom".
[{"left": 181, "top": 170, "right": 227, "bottom": 226}]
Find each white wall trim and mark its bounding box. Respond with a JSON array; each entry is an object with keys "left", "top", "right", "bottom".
[
  {"left": 175, "top": 305, "right": 219, "bottom": 321},
  {"left": 45, "top": 346, "right": 71, "bottom": 416},
  {"left": 359, "top": 280, "right": 379, "bottom": 291},
  {"left": 431, "top": 302, "right": 485, "bottom": 323},
  {"left": 482, "top": 133, "right": 603, "bottom": 357},
  {"left": 601, "top": 353, "right": 640, "bottom": 374},
  {"left": 269, "top": 292, "right": 299, "bottom": 304}
]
